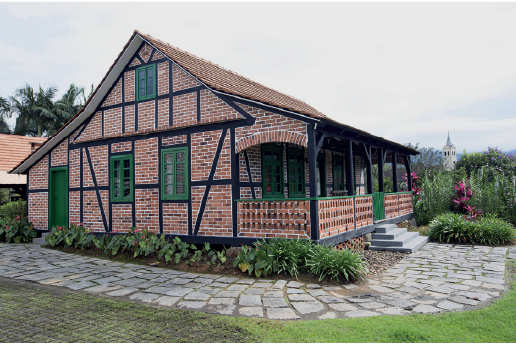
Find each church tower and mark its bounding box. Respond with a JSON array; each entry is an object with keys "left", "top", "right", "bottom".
[{"left": 443, "top": 132, "right": 457, "bottom": 171}]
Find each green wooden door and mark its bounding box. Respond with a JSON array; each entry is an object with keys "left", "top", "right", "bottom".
[
  {"left": 49, "top": 167, "right": 68, "bottom": 229},
  {"left": 373, "top": 191, "right": 385, "bottom": 221}
]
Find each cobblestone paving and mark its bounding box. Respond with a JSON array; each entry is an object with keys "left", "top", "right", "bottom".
[{"left": 1, "top": 243, "right": 514, "bottom": 320}]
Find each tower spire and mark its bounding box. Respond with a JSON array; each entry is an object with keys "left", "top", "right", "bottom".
[{"left": 446, "top": 132, "right": 452, "bottom": 146}]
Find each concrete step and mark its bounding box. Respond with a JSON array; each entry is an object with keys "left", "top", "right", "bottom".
[
  {"left": 369, "top": 236, "right": 430, "bottom": 253},
  {"left": 32, "top": 232, "right": 49, "bottom": 245},
  {"left": 374, "top": 224, "right": 398, "bottom": 234},
  {"left": 370, "top": 231, "right": 419, "bottom": 247},
  {"left": 372, "top": 227, "right": 407, "bottom": 240}
]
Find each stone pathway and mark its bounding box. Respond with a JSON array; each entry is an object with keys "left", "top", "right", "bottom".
[{"left": 0, "top": 243, "right": 514, "bottom": 320}]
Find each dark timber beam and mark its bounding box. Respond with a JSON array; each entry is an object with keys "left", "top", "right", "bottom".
[
  {"left": 360, "top": 143, "right": 373, "bottom": 194},
  {"left": 378, "top": 148, "right": 385, "bottom": 192},
  {"left": 345, "top": 139, "right": 354, "bottom": 196},
  {"left": 308, "top": 125, "right": 319, "bottom": 240},
  {"left": 392, "top": 151, "right": 398, "bottom": 192},
  {"left": 404, "top": 155, "right": 412, "bottom": 192}
]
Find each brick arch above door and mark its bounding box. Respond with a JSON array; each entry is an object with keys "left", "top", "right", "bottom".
[{"left": 235, "top": 131, "right": 307, "bottom": 153}]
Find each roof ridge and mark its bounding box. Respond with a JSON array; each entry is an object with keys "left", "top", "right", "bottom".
[{"left": 137, "top": 31, "right": 317, "bottom": 111}]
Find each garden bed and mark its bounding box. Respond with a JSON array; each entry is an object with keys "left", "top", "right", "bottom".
[{"left": 45, "top": 243, "right": 406, "bottom": 284}]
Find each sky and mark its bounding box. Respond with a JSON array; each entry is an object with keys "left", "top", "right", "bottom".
[{"left": 2, "top": 2, "right": 516, "bottom": 153}]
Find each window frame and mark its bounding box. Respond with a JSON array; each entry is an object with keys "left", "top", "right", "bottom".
[
  {"left": 110, "top": 154, "right": 134, "bottom": 202},
  {"left": 161, "top": 147, "right": 189, "bottom": 200},
  {"left": 287, "top": 147, "right": 305, "bottom": 198},
  {"left": 136, "top": 64, "right": 157, "bottom": 101},
  {"left": 261, "top": 144, "right": 284, "bottom": 199}
]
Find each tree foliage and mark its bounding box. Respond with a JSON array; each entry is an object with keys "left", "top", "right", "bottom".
[
  {"left": 455, "top": 146, "right": 516, "bottom": 177},
  {"left": 404, "top": 142, "right": 443, "bottom": 175},
  {"left": 1, "top": 83, "right": 93, "bottom": 137}
]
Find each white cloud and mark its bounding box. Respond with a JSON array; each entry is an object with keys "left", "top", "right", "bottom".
[{"left": 1, "top": 3, "right": 516, "bottom": 152}]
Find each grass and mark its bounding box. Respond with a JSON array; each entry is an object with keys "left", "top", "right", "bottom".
[{"left": 1, "top": 261, "right": 515, "bottom": 342}]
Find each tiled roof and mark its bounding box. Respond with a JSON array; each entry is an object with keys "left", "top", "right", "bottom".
[
  {"left": 137, "top": 31, "right": 328, "bottom": 120},
  {"left": 0, "top": 134, "right": 47, "bottom": 171}
]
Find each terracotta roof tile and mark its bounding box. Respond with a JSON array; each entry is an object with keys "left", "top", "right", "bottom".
[
  {"left": 137, "top": 31, "right": 327, "bottom": 120},
  {"left": 0, "top": 134, "right": 47, "bottom": 171}
]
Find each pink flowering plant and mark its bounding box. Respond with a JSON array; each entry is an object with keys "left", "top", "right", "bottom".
[{"left": 0, "top": 215, "right": 36, "bottom": 243}]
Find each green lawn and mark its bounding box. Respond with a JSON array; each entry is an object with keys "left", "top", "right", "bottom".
[{"left": 1, "top": 262, "right": 515, "bottom": 342}]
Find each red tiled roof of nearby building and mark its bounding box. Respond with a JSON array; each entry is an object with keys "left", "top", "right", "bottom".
[{"left": 0, "top": 134, "right": 47, "bottom": 171}]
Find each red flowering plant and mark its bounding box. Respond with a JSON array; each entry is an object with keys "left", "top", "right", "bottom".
[
  {"left": 0, "top": 215, "right": 36, "bottom": 243},
  {"left": 403, "top": 171, "right": 422, "bottom": 196},
  {"left": 452, "top": 180, "right": 483, "bottom": 221}
]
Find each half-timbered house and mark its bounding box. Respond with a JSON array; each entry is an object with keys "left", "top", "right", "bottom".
[{"left": 11, "top": 31, "right": 420, "bottom": 248}]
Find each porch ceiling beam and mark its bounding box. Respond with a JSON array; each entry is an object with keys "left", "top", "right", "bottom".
[{"left": 317, "top": 126, "right": 415, "bottom": 156}]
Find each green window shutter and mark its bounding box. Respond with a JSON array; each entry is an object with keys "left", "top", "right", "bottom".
[
  {"left": 161, "top": 147, "right": 189, "bottom": 200},
  {"left": 110, "top": 154, "right": 133, "bottom": 202},
  {"left": 136, "top": 64, "right": 156, "bottom": 101},
  {"left": 262, "top": 144, "right": 284, "bottom": 199},
  {"left": 287, "top": 148, "right": 305, "bottom": 198}
]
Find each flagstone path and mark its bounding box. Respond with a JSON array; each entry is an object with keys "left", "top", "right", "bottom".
[{"left": 1, "top": 242, "right": 514, "bottom": 320}]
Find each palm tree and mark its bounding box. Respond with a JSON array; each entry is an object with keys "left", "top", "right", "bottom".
[
  {"left": 9, "top": 84, "right": 58, "bottom": 137},
  {"left": 0, "top": 96, "right": 11, "bottom": 134}
]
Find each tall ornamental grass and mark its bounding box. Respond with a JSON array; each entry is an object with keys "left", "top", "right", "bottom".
[
  {"left": 414, "top": 171, "right": 453, "bottom": 225},
  {"left": 468, "top": 167, "right": 516, "bottom": 225}
]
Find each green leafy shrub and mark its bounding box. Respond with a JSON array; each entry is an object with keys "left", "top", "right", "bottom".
[
  {"left": 232, "top": 238, "right": 367, "bottom": 281},
  {"left": 428, "top": 212, "right": 516, "bottom": 245},
  {"left": 305, "top": 245, "right": 368, "bottom": 282},
  {"left": 0, "top": 216, "right": 36, "bottom": 243},
  {"left": 44, "top": 224, "right": 227, "bottom": 266},
  {"left": 0, "top": 200, "right": 27, "bottom": 220},
  {"left": 266, "top": 238, "right": 315, "bottom": 277},
  {"left": 414, "top": 171, "right": 453, "bottom": 225}
]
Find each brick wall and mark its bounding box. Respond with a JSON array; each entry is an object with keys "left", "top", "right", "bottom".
[
  {"left": 157, "top": 61, "right": 169, "bottom": 96},
  {"left": 83, "top": 190, "right": 104, "bottom": 231},
  {"left": 69, "top": 149, "right": 80, "bottom": 188},
  {"left": 162, "top": 203, "right": 188, "bottom": 235},
  {"left": 237, "top": 200, "right": 310, "bottom": 239},
  {"left": 104, "top": 107, "right": 122, "bottom": 137},
  {"left": 82, "top": 152, "right": 93, "bottom": 187},
  {"left": 111, "top": 141, "right": 132, "bottom": 153},
  {"left": 162, "top": 135, "right": 186, "bottom": 146},
  {"left": 112, "top": 204, "right": 133, "bottom": 232},
  {"left": 89, "top": 145, "right": 109, "bottom": 186},
  {"left": 191, "top": 130, "right": 222, "bottom": 181},
  {"left": 69, "top": 191, "right": 80, "bottom": 226},
  {"left": 51, "top": 139, "right": 68, "bottom": 166},
  {"left": 214, "top": 131, "right": 231, "bottom": 180},
  {"left": 173, "top": 64, "right": 200, "bottom": 91},
  {"left": 125, "top": 105, "right": 135, "bottom": 132},
  {"left": 77, "top": 112, "right": 102, "bottom": 142},
  {"left": 318, "top": 198, "right": 354, "bottom": 239},
  {"left": 28, "top": 192, "right": 47, "bottom": 229},
  {"left": 157, "top": 98, "right": 169, "bottom": 128},
  {"left": 355, "top": 195, "right": 374, "bottom": 228},
  {"left": 137, "top": 100, "right": 156, "bottom": 132},
  {"left": 135, "top": 189, "right": 159, "bottom": 232},
  {"left": 197, "top": 185, "right": 232, "bottom": 237},
  {"left": 102, "top": 79, "right": 122, "bottom": 107},
  {"left": 124, "top": 70, "right": 135, "bottom": 102},
  {"left": 135, "top": 138, "right": 158, "bottom": 184},
  {"left": 334, "top": 235, "right": 366, "bottom": 251},
  {"left": 385, "top": 194, "right": 399, "bottom": 219},
  {"left": 139, "top": 43, "right": 152, "bottom": 63},
  {"left": 200, "top": 89, "right": 242, "bottom": 123},
  {"left": 235, "top": 103, "right": 307, "bottom": 153},
  {"left": 29, "top": 156, "right": 48, "bottom": 189},
  {"left": 173, "top": 93, "right": 197, "bottom": 128}
]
